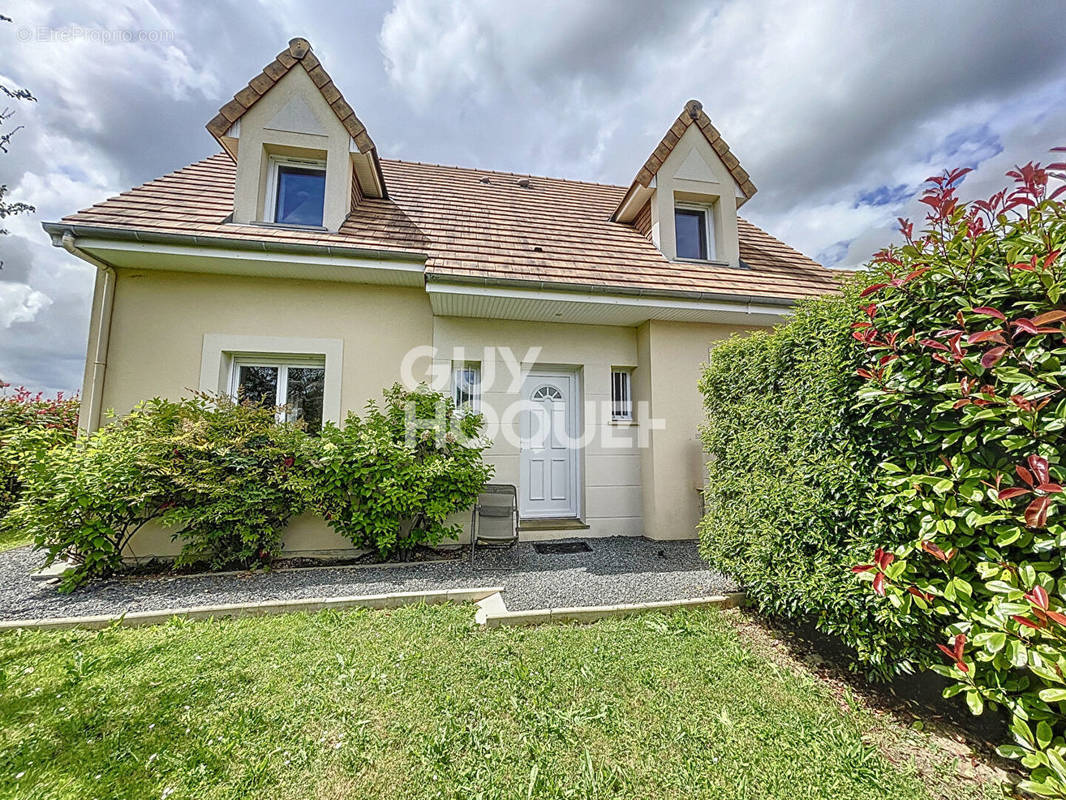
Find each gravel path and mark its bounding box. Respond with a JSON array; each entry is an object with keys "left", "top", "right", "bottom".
[{"left": 0, "top": 538, "right": 738, "bottom": 621}]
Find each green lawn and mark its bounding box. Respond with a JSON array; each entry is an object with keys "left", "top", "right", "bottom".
[
  {"left": 0, "top": 605, "right": 999, "bottom": 800},
  {"left": 0, "top": 527, "right": 31, "bottom": 553}
]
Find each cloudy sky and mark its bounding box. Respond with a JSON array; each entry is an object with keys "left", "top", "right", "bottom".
[{"left": 1, "top": 0, "right": 1064, "bottom": 394}]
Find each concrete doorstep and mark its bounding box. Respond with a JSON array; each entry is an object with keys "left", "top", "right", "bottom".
[
  {"left": 0, "top": 587, "right": 504, "bottom": 633},
  {"left": 474, "top": 591, "right": 747, "bottom": 628}
]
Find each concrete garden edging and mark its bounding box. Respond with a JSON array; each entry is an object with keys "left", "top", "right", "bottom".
[
  {"left": 0, "top": 587, "right": 747, "bottom": 633},
  {"left": 0, "top": 586, "right": 504, "bottom": 632},
  {"left": 474, "top": 591, "right": 747, "bottom": 628}
]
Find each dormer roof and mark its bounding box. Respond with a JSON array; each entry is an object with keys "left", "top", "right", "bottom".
[
  {"left": 613, "top": 99, "right": 756, "bottom": 222},
  {"left": 206, "top": 37, "right": 387, "bottom": 197}
]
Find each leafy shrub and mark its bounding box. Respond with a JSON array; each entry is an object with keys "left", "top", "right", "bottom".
[
  {"left": 6, "top": 395, "right": 306, "bottom": 589},
  {"left": 161, "top": 394, "right": 306, "bottom": 570},
  {"left": 6, "top": 384, "right": 494, "bottom": 589},
  {"left": 697, "top": 292, "right": 937, "bottom": 678},
  {"left": 6, "top": 400, "right": 178, "bottom": 589},
  {"left": 299, "top": 384, "right": 493, "bottom": 559},
  {"left": 853, "top": 154, "right": 1066, "bottom": 795},
  {"left": 0, "top": 382, "right": 79, "bottom": 519}
]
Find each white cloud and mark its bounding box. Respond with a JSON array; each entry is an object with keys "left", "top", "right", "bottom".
[
  {"left": 378, "top": 0, "right": 1066, "bottom": 265},
  {"left": 380, "top": 0, "right": 700, "bottom": 108},
  {"left": 0, "top": 283, "right": 52, "bottom": 328}
]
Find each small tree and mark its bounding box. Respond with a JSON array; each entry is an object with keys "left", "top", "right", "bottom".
[
  {"left": 6, "top": 400, "right": 180, "bottom": 589},
  {"left": 854, "top": 151, "right": 1066, "bottom": 796},
  {"left": 162, "top": 394, "right": 307, "bottom": 570},
  {"left": 0, "top": 14, "right": 35, "bottom": 235}
]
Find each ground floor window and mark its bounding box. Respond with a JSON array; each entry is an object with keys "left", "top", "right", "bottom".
[
  {"left": 453, "top": 362, "right": 482, "bottom": 412},
  {"left": 611, "top": 368, "right": 633, "bottom": 421},
  {"left": 231, "top": 356, "right": 325, "bottom": 430}
]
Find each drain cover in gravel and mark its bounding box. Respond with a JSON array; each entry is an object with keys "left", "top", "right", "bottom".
[{"left": 533, "top": 541, "right": 592, "bottom": 555}]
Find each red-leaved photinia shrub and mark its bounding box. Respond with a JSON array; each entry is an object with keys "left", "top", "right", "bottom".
[
  {"left": 854, "top": 150, "right": 1066, "bottom": 796},
  {"left": 0, "top": 380, "right": 79, "bottom": 518}
]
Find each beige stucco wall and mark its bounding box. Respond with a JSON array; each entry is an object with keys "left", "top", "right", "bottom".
[
  {"left": 94, "top": 265, "right": 765, "bottom": 557},
  {"left": 102, "top": 267, "right": 434, "bottom": 557},
  {"left": 637, "top": 320, "right": 762, "bottom": 541},
  {"left": 103, "top": 269, "right": 433, "bottom": 416}
]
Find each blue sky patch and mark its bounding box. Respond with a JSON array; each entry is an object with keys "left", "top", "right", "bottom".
[
  {"left": 56, "top": 164, "right": 88, "bottom": 182},
  {"left": 856, "top": 183, "right": 911, "bottom": 207},
  {"left": 930, "top": 123, "right": 1004, "bottom": 172},
  {"left": 816, "top": 240, "right": 851, "bottom": 267}
]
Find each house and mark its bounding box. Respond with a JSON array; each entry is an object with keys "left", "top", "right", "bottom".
[{"left": 44, "top": 38, "right": 837, "bottom": 559}]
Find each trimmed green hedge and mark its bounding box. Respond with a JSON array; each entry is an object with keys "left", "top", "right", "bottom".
[
  {"left": 699, "top": 155, "right": 1066, "bottom": 793},
  {"left": 697, "top": 289, "right": 938, "bottom": 678},
  {"left": 851, "top": 162, "right": 1066, "bottom": 796}
]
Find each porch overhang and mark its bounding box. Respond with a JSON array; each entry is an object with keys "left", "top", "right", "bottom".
[{"left": 424, "top": 274, "right": 794, "bottom": 327}]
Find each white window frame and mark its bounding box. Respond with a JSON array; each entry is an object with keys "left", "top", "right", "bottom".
[
  {"left": 674, "top": 203, "right": 717, "bottom": 262},
  {"left": 200, "top": 334, "right": 343, "bottom": 426},
  {"left": 611, "top": 368, "right": 633, "bottom": 421},
  {"left": 264, "top": 155, "right": 327, "bottom": 226},
  {"left": 452, "top": 362, "right": 482, "bottom": 412},
  {"left": 229, "top": 354, "right": 327, "bottom": 425}
]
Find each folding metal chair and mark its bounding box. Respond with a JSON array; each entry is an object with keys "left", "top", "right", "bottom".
[{"left": 470, "top": 483, "right": 520, "bottom": 567}]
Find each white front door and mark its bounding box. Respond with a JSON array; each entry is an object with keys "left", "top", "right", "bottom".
[{"left": 519, "top": 371, "right": 580, "bottom": 518}]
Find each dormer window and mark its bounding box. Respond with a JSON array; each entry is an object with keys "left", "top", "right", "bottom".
[
  {"left": 266, "top": 156, "right": 326, "bottom": 227},
  {"left": 675, "top": 205, "right": 715, "bottom": 261}
]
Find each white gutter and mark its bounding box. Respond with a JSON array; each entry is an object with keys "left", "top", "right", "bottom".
[
  {"left": 42, "top": 224, "right": 425, "bottom": 265},
  {"left": 61, "top": 232, "right": 116, "bottom": 434},
  {"left": 42, "top": 223, "right": 427, "bottom": 286}
]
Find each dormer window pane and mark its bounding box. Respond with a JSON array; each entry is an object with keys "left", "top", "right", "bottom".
[
  {"left": 675, "top": 208, "right": 708, "bottom": 260},
  {"left": 275, "top": 165, "right": 325, "bottom": 226}
]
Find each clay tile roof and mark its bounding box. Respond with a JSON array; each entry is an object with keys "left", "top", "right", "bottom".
[
  {"left": 57, "top": 154, "right": 839, "bottom": 303},
  {"left": 615, "top": 99, "right": 757, "bottom": 220},
  {"left": 206, "top": 37, "right": 378, "bottom": 157}
]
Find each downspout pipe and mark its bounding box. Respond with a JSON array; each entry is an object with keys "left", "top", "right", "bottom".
[{"left": 60, "top": 232, "right": 116, "bottom": 434}]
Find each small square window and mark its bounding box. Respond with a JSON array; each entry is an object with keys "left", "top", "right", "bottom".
[
  {"left": 269, "top": 160, "right": 326, "bottom": 227},
  {"left": 611, "top": 369, "right": 633, "bottom": 421},
  {"left": 232, "top": 356, "right": 325, "bottom": 431},
  {"left": 675, "top": 207, "right": 713, "bottom": 261},
  {"left": 453, "top": 363, "right": 481, "bottom": 412}
]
